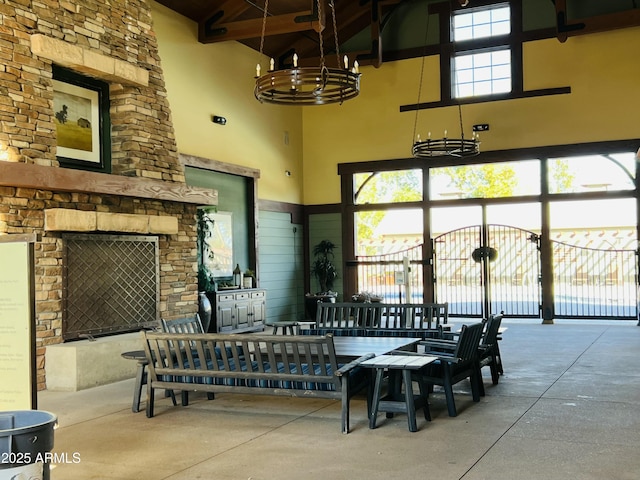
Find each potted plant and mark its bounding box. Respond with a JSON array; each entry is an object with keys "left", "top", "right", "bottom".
[
  {"left": 244, "top": 269, "right": 255, "bottom": 288},
  {"left": 311, "top": 239, "right": 338, "bottom": 293},
  {"left": 306, "top": 240, "right": 338, "bottom": 320},
  {"left": 196, "top": 209, "right": 216, "bottom": 331}
]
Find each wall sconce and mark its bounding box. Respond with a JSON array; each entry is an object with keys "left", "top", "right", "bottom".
[{"left": 212, "top": 115, "right": 227, "bottom": 125}]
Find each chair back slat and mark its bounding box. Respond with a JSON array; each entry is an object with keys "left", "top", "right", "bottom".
[
  {"left": 481, "top": 314, "right": 503, "bottom": 348},
  {"left": 455, "top": 322, "right": 484, "bottom": 360}
]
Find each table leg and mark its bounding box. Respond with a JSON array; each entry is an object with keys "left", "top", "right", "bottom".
[
  {"left": 132, "top": 361, "right": 146, "bottom": 413},
  {"left": 416, "top": 374, "right": 431, "bottom": 422},
  {"left": 386, "top": 370, "right": 402, "bottom": 418},
  {"left": 402, "top": 369, "right": 418, "bottom": 432},
  {"left": 369, "top": 368, "right": 385, "bottom": 429}
]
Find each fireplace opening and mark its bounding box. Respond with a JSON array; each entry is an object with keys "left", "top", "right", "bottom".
[{"left": 62, "top": 234, "right": 160, "bottom": 341}]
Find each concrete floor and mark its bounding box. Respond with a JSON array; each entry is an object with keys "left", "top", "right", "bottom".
[{"left": 38, "top": 321, "right": 640, "bottom": 480}]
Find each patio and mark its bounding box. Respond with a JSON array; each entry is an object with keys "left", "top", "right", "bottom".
[{"left": 39, "top": 320, "right": 640, "bottom": 480}]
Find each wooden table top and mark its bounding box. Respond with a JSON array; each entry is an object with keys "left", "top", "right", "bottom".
[
  {"left": 331, "top": 336, "right": 421, "bottom": 358},
  {"left": 361, "top": 354, "right": 437, "bottom": 370}
]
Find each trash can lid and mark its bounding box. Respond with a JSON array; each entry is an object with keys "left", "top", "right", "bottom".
[{"left": 0, "top": 410, "right": 58, "bottom": 434}]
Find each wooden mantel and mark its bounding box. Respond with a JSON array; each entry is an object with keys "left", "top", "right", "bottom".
[{"left": 0, "top": 162, "right": 217, "bottom": 205}]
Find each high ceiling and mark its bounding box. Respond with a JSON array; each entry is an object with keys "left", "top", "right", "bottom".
[
  {"left": 154, "top": 0, "right": 640, "bottom": 68},
  {"left": 154, "top": 0, "right": 391, "bottom": 67}
]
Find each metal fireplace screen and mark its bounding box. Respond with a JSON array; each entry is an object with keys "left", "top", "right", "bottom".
[{"left": 63, "top": 234, "right": 160, "bottom": 341}]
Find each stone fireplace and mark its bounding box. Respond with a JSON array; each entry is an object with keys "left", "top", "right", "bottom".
[
  {"left": 0, "top": 0, "right": 217, "bottom": 390},
  {"left": 62, "top": 233, "right": 160, "bottom": 341}
]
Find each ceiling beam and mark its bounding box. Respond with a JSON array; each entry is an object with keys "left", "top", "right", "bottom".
[
  {"left": 200, "top": 9, "right": 323, "bottom": 44},
  {"left": 556, "top": 0, "right": 640, "bottom": 42},
  {"left": 198, "top": 0, "right": 252, "bottom": 43}
]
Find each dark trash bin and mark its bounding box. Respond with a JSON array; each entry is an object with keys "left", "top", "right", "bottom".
[{"left": 0, "top": 410, "right": 57, "bottom": 480}]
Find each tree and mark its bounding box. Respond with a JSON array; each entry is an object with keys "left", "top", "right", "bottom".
[
  {"left": 354, "top": 170, "right": 422, "bottom": 255},
  {"left": 438, "top": 163, "right": 517, "bottom": 198}
]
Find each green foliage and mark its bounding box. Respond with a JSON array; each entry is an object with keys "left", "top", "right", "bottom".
[
  {"left": 440, "top": 164, "right": 517, "bottom": 197},
  {"left": 198, "top": 264, "right": 216, "bottom": 292},
  {"left": 197, "top": 208, "right": 216, "bottom": 291},
  {"left": 354, "top": 170, "right": 422, "bottom": 253},
  {"left": 311, "top": 240, "right": 338, "bottom": 293},
  {"left": 548, "top": 159, "right": 575, "bottom": 192}
]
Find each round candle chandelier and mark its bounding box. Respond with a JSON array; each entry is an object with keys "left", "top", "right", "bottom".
[
  {"left": 254, "top": 0, "right": 361, "bottom": 106},
  {"left": 411, "top": 1, "right": 479, "bottom": 158},
  {"left": 412, "top": 104, "right": 480, "bottom": 158}
]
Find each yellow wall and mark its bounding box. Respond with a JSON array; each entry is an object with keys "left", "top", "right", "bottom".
[
  {"left": 302, "top": 28, "right": 640, "bottom": 205},
  {"left": 151, "top": 0, "right": 639, "bottom": 207},
  {"left": 150, "top": 1, "right": 304, "bottom": 204}
]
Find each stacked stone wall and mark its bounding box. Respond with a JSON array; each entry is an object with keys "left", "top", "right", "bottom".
[
  {"left": 0, "top": 185, "right": 198, "bottom": 390},
  {"left": 0, "top": 0, "right": 200, "bottom": 390}
]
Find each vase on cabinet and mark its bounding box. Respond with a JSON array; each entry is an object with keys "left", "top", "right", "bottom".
[{"left": 198, "top": 291, "right": 213, "bottom": 333}]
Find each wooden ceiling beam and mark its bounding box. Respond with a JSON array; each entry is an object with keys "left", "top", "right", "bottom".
[
  {"left": 556, "top": 1, "right": 640, "bottom": 42},
  {"left": 198, "top": 0, "right": 252, "bottom": 42},
  {"left": 200, "top": 9, "right": 323, "bottom": 44}
]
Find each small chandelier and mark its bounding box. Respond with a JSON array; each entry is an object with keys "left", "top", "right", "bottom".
[
  {"left": 412, "top": 105, "right": 480, "bottom": 158},
  {"left": 254, "top": 0, "right": 361, "bottom": 106},
  {"left": 411, "top": 1, "right": 479, "bottom": 158}
]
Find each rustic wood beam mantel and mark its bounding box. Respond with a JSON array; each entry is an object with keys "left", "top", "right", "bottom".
[{"left": 0, "top": 162, "right": 217, "bottom": 206}]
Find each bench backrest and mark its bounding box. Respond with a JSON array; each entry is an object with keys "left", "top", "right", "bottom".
[
  {"left": 143, "top": 332, "right": 341, "bottom": 386},
  {"left": 315, "top": 302, "right": 448, "bottom": 330}
]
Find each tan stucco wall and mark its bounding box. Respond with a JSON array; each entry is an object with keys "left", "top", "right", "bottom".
[
  {"left": 150, "top": 1, "right": 639, "bottom": 207},
  {"left": 150, "top": 1, "right": 304, "bottom": 205},
  {"left": 302, "top": 28, "right": 640, "bottom": 205}
]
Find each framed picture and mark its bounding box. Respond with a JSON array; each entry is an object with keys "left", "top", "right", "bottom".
[
  {"left": 53, "top": 66, "right": 111, "bottom": 172},
  {"left": 204, "top": 211, "right": 234, "bottom": 278}
]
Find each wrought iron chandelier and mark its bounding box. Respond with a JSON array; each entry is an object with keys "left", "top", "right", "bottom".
[
  {"left": 254, "top": 0, "right": 361, "bottom": 106},
  {"left": 412, "top": 105, "right": 480, "bottom": 158},
  {"left": 411, "top": 2, "right": 479, "bottom": 158}
]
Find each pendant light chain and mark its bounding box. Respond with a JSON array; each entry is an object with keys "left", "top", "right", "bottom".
[
  {"left": 411, "top": 2, "right": 479, "bottom": 157},
  {"left": 259, "top": 0, "right": 269, "bottom": 57},
  {"left": 412, "top": 2, "right": 431, "bottom": 147},
  {"left": 316, "top": 0, "right": 326, "bottom": 71},
  {"left": 329, "top": 0, "right": 341, "bottom": 68}
]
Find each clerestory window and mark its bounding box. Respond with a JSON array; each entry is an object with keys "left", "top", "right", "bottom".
[{"left": 451, "top": 3, "right": 512, "bottom": 99}]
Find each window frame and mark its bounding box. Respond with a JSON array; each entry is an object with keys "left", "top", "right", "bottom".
[{"left": 447, "top": 1, "right": 521, "bottom": 103}]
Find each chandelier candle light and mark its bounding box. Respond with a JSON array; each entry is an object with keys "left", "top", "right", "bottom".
[
  {"left": 254, "top": 0, "right": 361, "bottom": 106},
  {"left": 412, "top": 105, "right": 480, "bottom": 158}
]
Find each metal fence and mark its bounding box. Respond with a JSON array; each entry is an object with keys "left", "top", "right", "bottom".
[
  {"left": 350, "top": 226, "right": 637, "bottom": 320},
  {"left": 552, "top": 240, "right": 637, "bottom": 318},
  {"left": 351, "top": 244, "right": 424, "bottom": 303}
]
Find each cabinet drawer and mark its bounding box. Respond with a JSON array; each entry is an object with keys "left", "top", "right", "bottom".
[
  {"left": 217, "top": 293, "right": 234, "bottom": 302},
  {"left": 251, "top": 291, "right": 265, "bottom": 299},
  {"left": 235, "top": 292, "right": 250, "bottom": 300}
]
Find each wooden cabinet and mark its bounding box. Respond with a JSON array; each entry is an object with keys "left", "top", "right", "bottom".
[{"left": 212, "top": 289, "right": 266, "bottom": 333}]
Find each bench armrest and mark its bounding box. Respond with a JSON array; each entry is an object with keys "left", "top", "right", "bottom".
[{"left": 335, "top": 352, "right": 375, "bottom": 376}]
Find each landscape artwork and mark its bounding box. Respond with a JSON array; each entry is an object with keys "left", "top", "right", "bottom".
[{"left": 53, "top": 79, "right": 101, "bottom": 164}]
